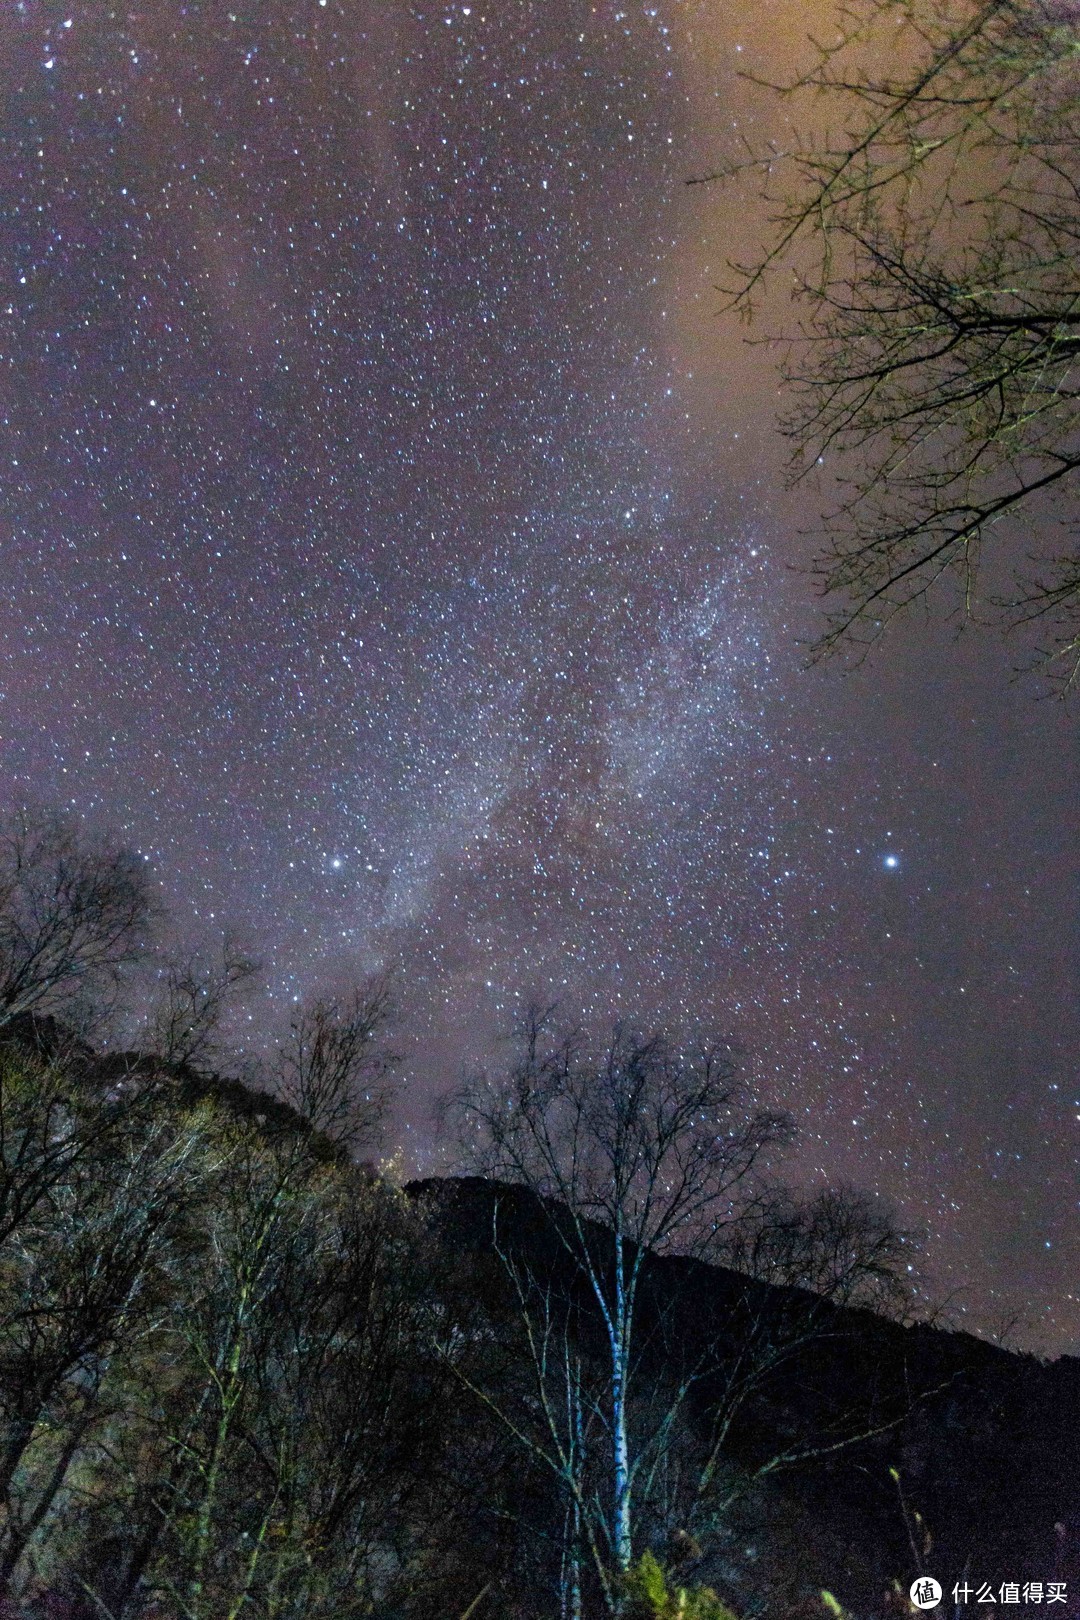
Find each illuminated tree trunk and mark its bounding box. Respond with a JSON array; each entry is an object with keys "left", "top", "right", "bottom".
[{"left": 611, "top": 1232, "right": 632, "bottom": 1576}]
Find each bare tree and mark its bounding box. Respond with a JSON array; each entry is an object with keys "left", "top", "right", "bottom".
[
  {"left": 99, "top": 1116, "right": 439, "bottom": 1620},
  {"left": 701, "top": 0, "right": 1080, "bottom": 682},
  {"left": 143, "top": 935, "right": 260, "bottom": 1071},
  {"left": 0, "top": 807, "right": 154, "bottom": 1030},
  {"left": 276, "top": 980, "right": 393, "bottom": 1153},
  {"left": 450, "top": 1009, "right": 790, "bottom": 1588},
  {"left": 676, "top": 1187, "right": 926, "bottom": 1539},
  {"left": 443, "top": 1176, "right": 919, "bottom": 1612},
  {"left": 720, "top": 1184, "right": 916, "bottom": 1314},
  {"left": 0, "top": 1046, "right": 90, "bottom": 1254},
  {"left": 438, "top": 1202, "right": 613, "bottom": 1617},
  {"left": 0, "top": 1051, "right": 195, "bottom": 1600}
]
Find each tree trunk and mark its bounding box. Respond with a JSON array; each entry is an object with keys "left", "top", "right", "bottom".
[
  {"left": 0, "top": 1411, "right": 91, "bottom": 1588},
  {"left": 611, "top": 1233, "right": 632, "bottom": 1576}
]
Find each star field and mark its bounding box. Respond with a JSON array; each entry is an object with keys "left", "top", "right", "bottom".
[{"left": 0, "top": 0, "right": 1077, "bottom": 1352}]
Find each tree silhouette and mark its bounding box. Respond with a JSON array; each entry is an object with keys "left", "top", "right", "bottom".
[
  {"left": 450, "top": 1008, "right": 790, "bottom": 1595},
  {"left": 703, "top": 0, "right": 1080, "bottom": 683},
  {"left": 0, "top": 807, "right": 153, "bottom": 1030}
]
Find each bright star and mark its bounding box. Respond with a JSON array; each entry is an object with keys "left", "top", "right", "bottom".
[{"left": 883, "top": 854, "right": 899, "bottom": 869}]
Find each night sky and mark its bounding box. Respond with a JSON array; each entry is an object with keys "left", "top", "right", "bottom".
[{"left": 1, "top": 0, "right": 1077, "bottom": 1353}]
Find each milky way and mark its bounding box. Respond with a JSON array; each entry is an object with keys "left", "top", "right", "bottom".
[{"left": 1, "top": 0, "right": 1077, "bottom": 1352}]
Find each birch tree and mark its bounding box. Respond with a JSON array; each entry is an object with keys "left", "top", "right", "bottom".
[{"left": 451, "top": 1010, "right": 790, "bottom": 1592}]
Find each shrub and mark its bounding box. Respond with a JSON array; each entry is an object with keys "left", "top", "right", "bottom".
[{"left": 622, "top": 1550, "right": 740, "bottom": 1620}]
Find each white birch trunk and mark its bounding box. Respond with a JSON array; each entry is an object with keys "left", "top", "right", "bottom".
[{"left": 611, "top": 1232, "right": 632, "bottom": 1574}]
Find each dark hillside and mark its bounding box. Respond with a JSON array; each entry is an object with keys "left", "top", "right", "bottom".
[
  {"left": 411, "top": 1176, "right": 1080, "bottom": 1615},
  {"left": 0, "top": 1012, "right": 1073, "bottom": 1619}
]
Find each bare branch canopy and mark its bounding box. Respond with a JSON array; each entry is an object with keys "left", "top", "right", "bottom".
[
  {"left": 701, "top": 0, "right": 1080, "bottom": 684},
  {"left": 0, "top": 807, "right": 154, "bottom": 1031}
]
